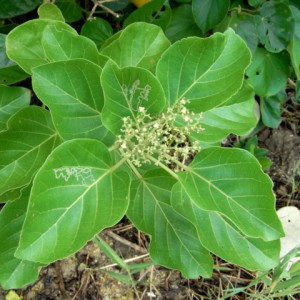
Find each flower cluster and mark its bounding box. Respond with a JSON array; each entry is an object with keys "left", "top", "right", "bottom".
[{"left": 115, "top": 99, "right": 204, "bottom": 169}]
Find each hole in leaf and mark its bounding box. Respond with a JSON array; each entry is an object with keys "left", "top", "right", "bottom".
[{"left": 256, "top": 71, "right": 260, "bottom": 75}]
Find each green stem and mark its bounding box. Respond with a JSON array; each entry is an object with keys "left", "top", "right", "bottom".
[
  {"left": 145, "top": 155, "right": 179, "bottom": 180},
  {"left": 127, "top": 160, "right": 143, "bottom": 179},
  {"left": 109, "top": 143, "right": 119, "bottom": 152},
  {"left": 110, "top": 156, "right": 128, "bottom": 173},
  {"left": 164, "top": 153, "right": 190, "bottom": 171},
  {"left": 229, "top": 6, "right": 259, "bottom": 17}
]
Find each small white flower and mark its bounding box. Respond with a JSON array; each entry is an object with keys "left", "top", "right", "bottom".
[
  {"left": 184, "top": 116, "right": 190, "bottom": 122},
  {"left": 153, "top": 123, "right": 160, "bottom": 129},
  {"left": 181, "top": 107, "right": 188, "bottom": 114}
]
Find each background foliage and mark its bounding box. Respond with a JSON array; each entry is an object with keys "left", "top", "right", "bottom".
[{"left": 0, "top": 0, "right": 299, "bottom": 298}]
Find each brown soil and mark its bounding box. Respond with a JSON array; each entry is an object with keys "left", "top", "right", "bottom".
[{"left": 1, "top": 102, "right": 299, "bottom": 300}]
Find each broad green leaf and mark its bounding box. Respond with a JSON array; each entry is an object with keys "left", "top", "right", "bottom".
[
  {"left": 0, "top": 85, "right": 30, "bottom": 132},
  {"left": 255, "top": 1, "right": 294, "bottom": 53},
  {"left": 80, "top": 18, "right": 113, "bottom": 49},
  {"left": 101, "top": 61, "right": 166, "bottom": 134},
  {"left": 37, "top": 3, "right": 65, "bottom": 21},
  {"left": 246, "top": 48, "right": 290, "bottom": 97},
  {"left": 123, "top": 0, "right": 172, "bottom": 30},
  {"left": 171, "top": 183, "right": 281, "bottom": 270},
  {"left": 192, "top": 82, "right": 258, "bottom": 144},
  {"left": 0, "top": 0, "right": 41, "bottom": 18},
  {"left": 260, "top": 90, "right": 287, "bottom": 128},
  {"left": 192, "top": 0, "right": 229, "bottom": 34},
  {"left": 101, "top": 23, "right": 170, "bottom": 72},
  {"left": 228, "top": 13, "right": 258, "bottom": 54},
  {"left": 235, "top": 137, "right": 272, "bottom": 171},
  {"left": 289, "top": 5, "right": 300, "bottom": 79},
  {"left": 156, "top": 29, "right": 251, "bottom": 111},
  {"left": 105, "top": 0, "right": 130, "bottom": 12},
  {"left": 127, "top": 169, "right": 213, "bottom": 278},
  {"left": 100, "top": 31, "right": 122, "bottom": 51},
  {"left": 6, "top": 19, "right": 76, "bottom": 74},
  {"left": 41, "top": 24, "right": 108, "bottom": 67},
  {"left": 16, "top": 139, "right": 130, "bottom": 263},
  {"left": 55, "top": 0, "right": 82, "bottom": 23},
  {"left": 32, "top": 59, "right": 113, "bottom": 144},
  {"left": 178, "top": 147, "right": 284, "bottom": 241},
  {"left": 0, "top": 34, "right": 29, "bottom": 85},
  {"left": 165, "top": 5, "right": 202, "bottom": 43},
  {"left": 0, "top": 106, "right": 61, "bottom": 202},
  {"left": 0, "top": 186, "right": 42, "bottom": 289}
]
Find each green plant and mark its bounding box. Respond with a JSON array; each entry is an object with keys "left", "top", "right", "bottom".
[
  {"left": 93, "top": 235, "right": 152, "bottom": 286},
  {"left": 234, "top": 136, "right": 272, "bottom": 171},
  {"left": 123, "top": 0, "right": 300, "bottom": 126},
  {"left": 0, "top": 5, "right": 285, "bottom": 290},
  {"left": 221, "top": 247, "right": 300, "bottom": 299}
]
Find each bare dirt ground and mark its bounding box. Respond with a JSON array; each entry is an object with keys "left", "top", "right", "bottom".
[{"left": 0, "top": 100, "right": 299, "bottom": 300}]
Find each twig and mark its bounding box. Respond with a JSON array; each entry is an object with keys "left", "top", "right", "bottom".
[
  {"left": 88, "top": 0, "right": 121, "bottom": 20},
  {"left": 105, "top": 230, "right": 148, "bottom": 254}
]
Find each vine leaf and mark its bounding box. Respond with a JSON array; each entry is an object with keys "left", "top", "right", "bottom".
[
  {"left": 101, "top": 61, "right": 166, "bottom": 134},
  {"left": 32, "top": 59, "right": 114, "bottom": 144},
  {"left": 15, "top": 139, "right": 130, "bottom": 264},
  {"left": 0, "top": 106, "right": 61, "bottom": 196},
  {"left": 80, "top": 17, "right": 113, "bottom": 49},
  {"left": 246, "top": 48, "right": 290, "bottom": 97},
  {"left": 171, "top": 183, "right": 281, "bottom": 271},
  {"left": 0, "top": 186, "right": 42, "bottom": 289},
  {"left": 0, "top": 0, "right": 40, "bottom": 18},
  {"left": 255, "top": 1, "right": 294, "bottom": 53},
  {"left": 192, "top": 0, "right": 229, "bottom": 35},
  {"left": 165, "top": 5, "right": 202, "bottom": 43},
  {"left": 127, "top": 169, "right": 213, "bottom": 278},
  {"left": 228, "top": 13, "right": 258, "bottom": 54},
  {"left": 123, "top": 0, "right": 172, "bottom": 30},
  {"left": 156, "top": 29, "right": 251, "bottom": 112},
  {"left": 178, "top": 147, "right": 284, "bottom": 241}
]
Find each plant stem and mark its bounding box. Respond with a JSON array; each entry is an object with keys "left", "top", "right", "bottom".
[
  {"left": 88, "top": 0, "right": 120, "bottom": 19},
  {"left": 164, "top": 153, "right": 190, "bottom": 171},
  {"left": 145, "top": 155, "right": 179, "bottom": 180},
  {"left": 110, "top": 156, "right": 128, "bottom": 173},
  {"left": 228, "top": 6, "right": 259, "bottom": 17},
  {"left": 108, "top": 143, "right": 119, "bottom": 152},
  {"left": 127, "top": 160, "right": 143, "bottom": 179}
]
